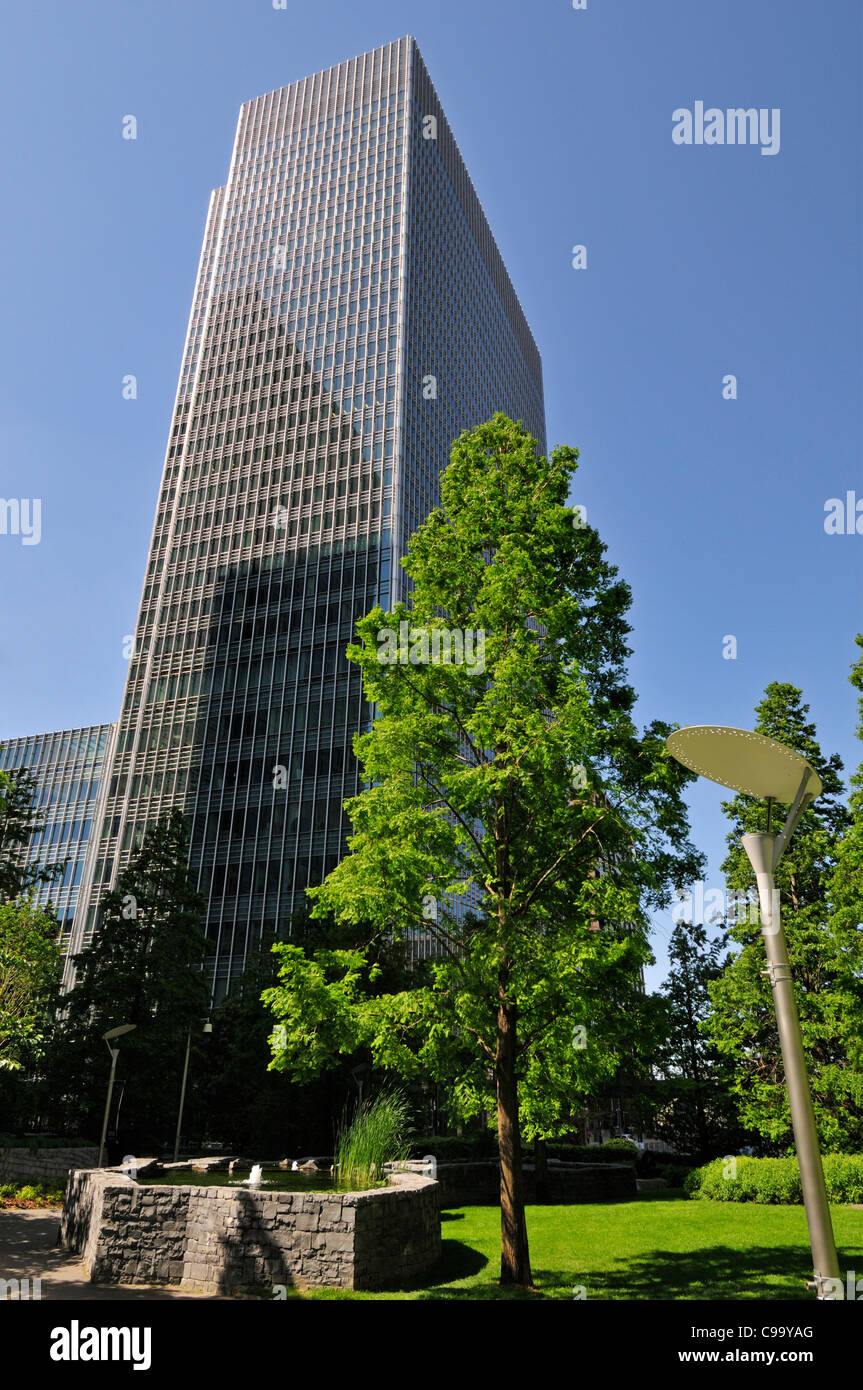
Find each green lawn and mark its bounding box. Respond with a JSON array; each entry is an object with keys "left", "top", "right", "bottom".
[{"left": 280, "top": 1193, "right": 863, "bottom": 1300}]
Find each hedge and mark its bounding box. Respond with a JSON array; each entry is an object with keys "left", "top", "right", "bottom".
[
  {"left": 0, "top": 1136, "right": 95, "bottom": 1150},
  {"left": 587, "top": 1138, "right": 639, "bottom": 1160},
  {"left": 409, "top": 1136, "right": 498, "bottom": 1160},
  {"left": 409, "top": 1135, "right": 638, "bottom": 1164},
  {"left": 685, "top": 1154, "right": 863, "bottom": 1205}
]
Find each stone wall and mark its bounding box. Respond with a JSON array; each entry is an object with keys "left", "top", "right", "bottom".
[
  {"left": 60, "top": 1169, "right": 440, "bottom": 1294},
  {"left": 431, "top": 1160, "right": 637, "bottom": 1206},
  {"left": 353, "top": 1178, "right": 441, "bottom": 1289},
  {"left": 0, "top": 1146, "right": 99, "bottom": 1185}
]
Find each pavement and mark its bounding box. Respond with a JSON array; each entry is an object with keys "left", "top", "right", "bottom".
[{"left": 0, "top": 1208, "right": 225, "bottom": 1300}]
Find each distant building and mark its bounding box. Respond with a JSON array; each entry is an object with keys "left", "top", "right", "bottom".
[{"left": 0, "top": 724, "right": 116, "bottom": 980}]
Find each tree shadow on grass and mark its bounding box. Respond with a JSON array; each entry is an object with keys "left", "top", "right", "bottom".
[
  {"left": 413, "top": 1239, "right": 863, "bottom": 1301},
  {"left": 410, "top": 1245, "right": 812, "bottom": 1301},
  {"left": 415, "top": 1242, "right": 548, "bottom": 1300},
  {"left": 351, "top": 1238, "right": 488, "bottom": 1296},
  {"left": 570, "top": 1244, "right": 822, "bottom": 1301}
]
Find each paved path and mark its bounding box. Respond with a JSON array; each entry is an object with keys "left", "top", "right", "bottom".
[{"left": 0, "top": 1209, "right": 225, "bottom": 1300}]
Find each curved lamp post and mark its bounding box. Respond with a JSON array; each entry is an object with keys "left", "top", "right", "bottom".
[
  {"left": 98, "top": 1024, "right": 136, "bottom": 1168},
  {"left": 666, "top": 726, "right": 840, "bottom": 1300},
  {"left": 173, "top": 1020, "right": 213, "bottom": 1162}
]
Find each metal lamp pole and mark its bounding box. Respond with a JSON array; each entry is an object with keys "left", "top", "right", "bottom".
[
  {"left": 667, "top": 727, "right": 841, "bottom": 1299},
  {"left": 97, "top": 1024, "right": 136, "bottom": 1168},
  {"left": 741, "top": 774, "right": 839, "bottom": 1297},
  {"left": 173, "top": 1020, "right": 212, "bottom": 1162}
]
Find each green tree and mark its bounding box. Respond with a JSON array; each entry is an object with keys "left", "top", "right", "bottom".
[
  {"left": 707, "top": 682, "right": 863, "bottom": 1152},
  {"left": 264, "top": 415, "right": 702, "bottom": 1285},
  {"left": 828, "top": 635, "right": 863, "bottom": 970},
  {"left": 0, "top": 758, "right": 67, "bottom": 1131},
  {"left": 0, "top": 896, "right": 62, "bottom": 1073},
  {"left": 0, "top": 762, "right": 66, "bottom": 902},
  {"left": 194, "top": 918, "right": 408, "bottom": 1157},
  {"left": 47, "top": 809, "right": 209, "bottom": 1149},
  {"left": 653, "top": 920, "right": 746, "bottom": 1159}
]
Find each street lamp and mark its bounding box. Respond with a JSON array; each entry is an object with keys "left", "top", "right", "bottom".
[
  {"left": 98, "top": 1024, "right": 136, "bottom": 1168},
  {"left": 350, "top": 1063, "right": 369, "bottom": 1106},
  {"left": 666, "top": 725, "right": 840, "bottom": 1299},
  {"left": 173, "top": 1020, "right": 213, "bottom": 1162}
]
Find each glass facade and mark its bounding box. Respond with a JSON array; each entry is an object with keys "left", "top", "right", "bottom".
[
  {"left": 0, "top": 724, "right": 116, "bottom": 965},
  {"left": 69, "top": 37, "right": 545, "bottom": 1001}
]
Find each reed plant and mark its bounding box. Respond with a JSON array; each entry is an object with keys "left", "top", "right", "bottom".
[{"left": 335, "top": 1088, "right": 412, "bottom": 1189}]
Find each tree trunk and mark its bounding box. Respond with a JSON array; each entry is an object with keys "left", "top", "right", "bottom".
[
  {"left": 534, "top": 1137, "right": 549, "bottom": 1203},
  {"left": 496, "top": 987, "right": 532, "bottom": 1286}
]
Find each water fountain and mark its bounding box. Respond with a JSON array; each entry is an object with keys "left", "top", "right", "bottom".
[{"left": 60, "top": 1156, "right": 440, "bottom": 1292}]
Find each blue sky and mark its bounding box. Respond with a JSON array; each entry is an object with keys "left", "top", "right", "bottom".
[{"left": 0, "top": 0, "right": 860, "bottom": 986}]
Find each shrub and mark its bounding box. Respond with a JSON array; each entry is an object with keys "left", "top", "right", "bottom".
[
  {"left": 15, "top": 1184, "right": 43, "bottom": 1202},
  {"left": 409, "top": 1133, "right": 497, "bottom": 1160},
  {"left": 0, "top": 1180, "right": 65, "bottom": 1207},
  {"left": 408, "top": 1136, "right": 641, "bottom": 1165},
  {"left": 598, "top": 1138, "right": 639, "bottom": 1158},
  {"left": 547, "top": 1141, "right": 637, "bottom": 1164},
  {"left": 823, "top": 1154, "right": 863, "bottom": 1205},
  {"left": 685, "top": 1154, "right": 863, "bottom": 1205},
  {"left": 335, "top": 1088, "right": 412, "bottom": 1188}
]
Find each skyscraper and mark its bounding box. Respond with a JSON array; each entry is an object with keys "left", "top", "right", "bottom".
[
  {"left": 70, "top": 36, "right": 545, "bottom": 1001},
  {"left": 0, "top": 723, "right": 116, "bottom": 978}
]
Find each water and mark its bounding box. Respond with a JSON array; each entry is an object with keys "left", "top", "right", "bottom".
[{"left": 141, "top": 1168, "right": 386, "bottom": 1193}]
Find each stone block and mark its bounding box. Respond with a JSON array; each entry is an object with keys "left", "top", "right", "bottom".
[{"left": 61, "top": 1167, "right": 440, "bottom": 1294}]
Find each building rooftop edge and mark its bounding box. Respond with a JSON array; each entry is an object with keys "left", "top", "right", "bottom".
[
  {"left": 237, "top": 35, "right": 416, "bottom": 114},
  {"left": 0, "top": 721, "right": 117, "bottom": 746}
]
